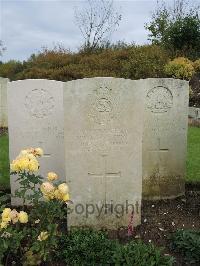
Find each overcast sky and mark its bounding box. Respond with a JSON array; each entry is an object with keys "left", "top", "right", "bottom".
[{"left": 0, "top": 0, "right": 198, "bottom": 62}]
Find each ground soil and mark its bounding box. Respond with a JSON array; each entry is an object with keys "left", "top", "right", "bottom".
[{"left": 108, "top": 183, "right": 200, "bottom": 265}]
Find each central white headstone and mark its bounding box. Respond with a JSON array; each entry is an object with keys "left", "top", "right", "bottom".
[
  {"left": 8, "top": 79, "right": 65, "bottom": 205},
  {"left": 64, "top": 78, "right": 144, "bottom": 229}
]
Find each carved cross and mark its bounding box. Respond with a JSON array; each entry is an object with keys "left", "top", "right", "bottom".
[
  {"left": 149, "top": 138, "right": 169, "bottom": 153},
  {"left": 88, "top": 154, "right": 121, "bottom": 201}
]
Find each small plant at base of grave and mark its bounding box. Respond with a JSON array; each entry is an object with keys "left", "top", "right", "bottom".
[
  {"left": 56, "top": 229, "right": 174, "bottom": 266},
  {"left": 112, "top": 240, "right": 174, "bottom": 266},
  {"left": 57, "top": 228, "right": 119, "bottom": 265},
  {"left": 0, "top": 147, "right": 70, "bottom": 265},
  {"left": 170, "top": 229, "right": 200, "bottom": 264}
]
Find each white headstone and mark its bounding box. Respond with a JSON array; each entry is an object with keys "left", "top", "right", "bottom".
[
  {"left": 0, "top": 77, "right": 9, "bottom": 127},
  {"left": 188, "top": 107, "right": 200, "bottom": 120},
  {"left": 142, "top": 78, "right": 189, "bottom": 199},
  {"left": 64, "top": 78, "right": 144, "bottom": 229},
  {"left": 8, "top": 79, "right": 65, "bottom": 205}
]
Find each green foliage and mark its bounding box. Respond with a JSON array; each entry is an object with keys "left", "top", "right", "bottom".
[
  {"left": 0, "top": 60, "right": 23, "bottom": 80},
  {"left": 122, "top": 45, "right": 169, "bottom": 79},
  {"left": 193, "top": 59, "right": 200, "bottom": 73},
  {"left": 164, "top": 57, "right": 195, "bottom": 80},
  {"left": 187, "top": 127, "right": 200, "bottom": 182},
  {"left": 146, "top": 0, "right": 200, "bottom": 58},
  {"left": 58, "top": 229, "right": 118, "bottom": 265},
  {"left": 112, "top": 241, "right": 174, "bottom": 266},
  {"left": 0, "top": 44, "right": 170, "bottom": 81},
  {"left": 170, "top": 229, "right": 200, "bottom": 264},
  {"left": 57, "top": 229, "right": 174, "bottom": 266},
  {"left": 0, "top": 134, "right": 9, "bottom": 189},
  {"left": 164, "top": 15, "right": 200, "bottom": 58},
  {"left": 12, "top": 171, "right": 43, "bottom": 205}
]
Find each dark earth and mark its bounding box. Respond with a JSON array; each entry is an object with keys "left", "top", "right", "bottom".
[{"left": 108, "top": 183, "right": 200, "bottom": 265}]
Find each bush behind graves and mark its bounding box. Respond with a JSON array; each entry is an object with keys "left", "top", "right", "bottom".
[
  {"left": 164, "top": 57, "right": 195, "bottom": 80},
  {"left": 170, "top": 229, "right": 200, "bottom": 264}
]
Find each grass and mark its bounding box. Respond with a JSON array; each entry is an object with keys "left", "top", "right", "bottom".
[
  {"left": 0, "top": 127, "right": 199, "bottom": 189},
  {"left": 0, "top": 133, "right": 9, "bottom": 189},
  {"left": 186, "top": 127, "right": 200, "bottom": 183}
]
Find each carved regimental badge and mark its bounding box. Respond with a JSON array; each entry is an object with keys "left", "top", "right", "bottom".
[
  {"left": 88, "top": 83, "right": 119, "bottom": 125},
  {"left": 147, "top": 86, "right": 173, "bottom": 113},
  {"left": 25, "top": 89, "right": 55, "bottom": 118}
]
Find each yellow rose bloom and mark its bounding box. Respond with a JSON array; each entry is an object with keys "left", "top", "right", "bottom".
[
  {"left": 2, "top": 208, "right": 11, "bottom": 217},
  {"left": 40, "top": 182, "right": 55, "bottom": 194},
  {"left": 10, "top": 160, "right": 19, "bottom": 172},
  {"left": 19, "top": 150, "right": 29, "bottom": 157},
  {"left": 37, "top": 231, "right": 49, "bottom": 241},
  {"left": 58, "top": 183, "right": 69, "bottom": 194},
  {"left": 18, "top": 211, "right": 28, "bottom": 223},
  {"left": 1, "top": 208, "right": 11, "bottom": 224},
  {"left": 10, "top": 209, "right": 19, "bottom": 224},
  {"left": 62, "top": 193, "right": 70, "bottom": 202},
  {"left": 0, "top": 221, "right": 8, "bottom": 229},
  {"left": 35, "top": 148, "right": 43, "bottom": 157},
  {"left": 47, "top": 172, "right": 58, "bottom": 181},
  {"left": 54, "top": 189, "right": 63, "bottom": 200},
  {"left": 28, "top": 160, "right": 39, "bottom": 172}
]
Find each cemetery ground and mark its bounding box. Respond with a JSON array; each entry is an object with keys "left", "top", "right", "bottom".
[{"left": 0, "top": 127, "right": 199, "bottom": 265}]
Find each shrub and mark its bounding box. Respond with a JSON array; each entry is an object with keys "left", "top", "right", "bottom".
[
  {"left": 0, "top": 147, "right": 70, "bottom": 265},
  {"left": 113, "top": 241, "right": 174, "bottom": 266},
  {"left": 164, "top": 57, "right": 195, "bottom": 80},
  {"left": 193, "top": 59, "right": 200, "bottom": 73},
  {"left": 0, "top": 44, "right": 170, "bottom": 81},
  {"left": 58, "top": 229, "right": 174, "bottom": 266},
  {"left": 170, "top": 229, "right": 200, "bottom": 264}
]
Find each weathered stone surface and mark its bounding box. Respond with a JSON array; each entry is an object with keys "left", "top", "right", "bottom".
[
  {"left": 188, "top": 107, "right": 200, "bottom": 120},
  {"left": 0, "top": 77, "right": 9, "bottom": 127},
  {"left": 142, "top": 78, "right": 189, "bottom": 200},
  {"left": 8, "top": 79, "right": 65, "bottom": 205},
  {"left": 64, "top": 77, "right": 144, "bottom": 229}
]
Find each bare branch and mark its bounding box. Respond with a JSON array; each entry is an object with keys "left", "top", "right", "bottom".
[{"left": 74, "top": 0, "right": 121, "bottom": 51}]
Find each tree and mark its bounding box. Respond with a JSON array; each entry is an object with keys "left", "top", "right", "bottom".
[
  {"left": 0, "top": 40, "right": 6, "bottom": 56},
  {"left": 74, "top": 0, "right": 121, "bottom": 52},
  {"left": 146, "top": 0, "right": 200, "bottom": 57}
]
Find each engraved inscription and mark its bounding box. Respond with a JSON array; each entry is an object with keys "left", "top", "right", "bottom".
[
  {"left": 75, "top": 128, "right": 128, "bottom": 152},
  {"left": 147, "top": 86, "right": 173, "bottom": 113},
  {"left": 25, "top": 89, "right": 55, "bottom": 118}
]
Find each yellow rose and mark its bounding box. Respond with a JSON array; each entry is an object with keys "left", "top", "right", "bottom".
[
  {"left": 62, "top": 193, "right": 70, "bottom": 202},
  {"left": 10, "top": 209, "right": 19, "bottom": 224},
  {"left": 18, "top": 211, "right": 28, "bottom": 223},
  {"left": 54, "top": 189, "right": 63, "bottom": 200},
  {"left": 0, "top": 221, "right": 8, "bottom": 229},
  {"left": 40, "top": 182, "right": 55, "bottom": 194},
  {"left": 2, "top": 208, "right": 11, "bottom": 217},
  {"left": 37, "top": 231, "right": 49, "bottom": 241},
  {"left": 28, "top": 160, "right": 39, "bottom": 172},
  {"left": 35, "top": 148, "right": 43, "bottom": 157},
  {"left": 47, "top": 172, "right": 58, "bottom": 181},
  {"left": 10, "top": 160, "right": 19, "bottom": 172},
  {"left": 58, "top": 183, "right": 69, "bottom": 194},
  {"left": 18, "top": 157, "right": 29, "bottom": 171},
  {"left": 19, "top": 150, "right": 29, "bottom": 157}
]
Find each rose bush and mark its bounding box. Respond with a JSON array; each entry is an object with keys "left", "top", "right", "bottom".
[{"left": 0, "top": 147, "right": 70, "bottom": 265}]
